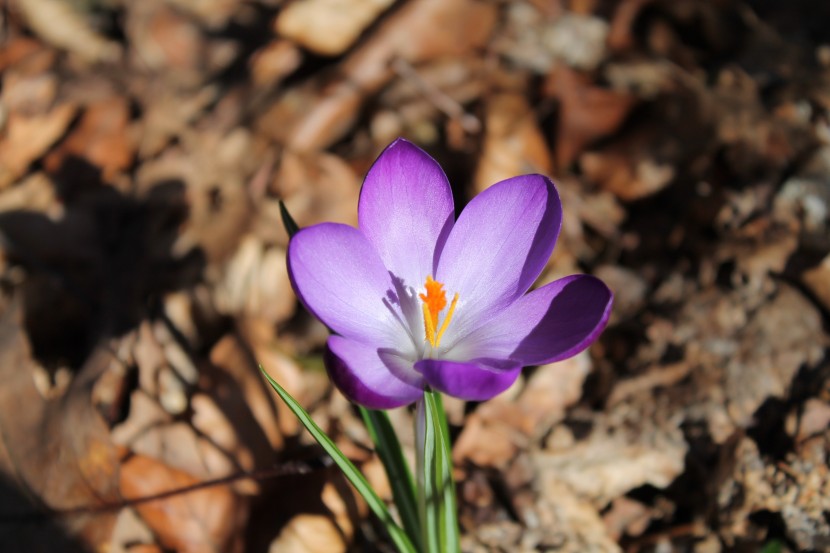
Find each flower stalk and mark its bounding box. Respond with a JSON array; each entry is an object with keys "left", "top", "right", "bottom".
[{"left": 415, "top": 391, "right": 459, "bottom": 553}]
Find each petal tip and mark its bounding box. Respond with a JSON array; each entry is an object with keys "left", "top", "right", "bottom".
[
  {"left": 540, "top": 274, "right": 614, "bottom": 364},
  {"left": 415, "top": 358, "right": 522, "bottom": 402},
  {"left": 377, "top": 136, "right": 435, "bottom": 164}
]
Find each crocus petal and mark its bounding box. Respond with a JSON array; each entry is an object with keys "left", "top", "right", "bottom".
[
  {"left": 359, "top": 138, "right": 455, "bottom": 289},
  {"left": 288, "top": 223, "right": 403, "bottom": 344},
  {"left": 326, "top": 336, "right": 424, "bottom": 409},
  {"left": 415, "top": 358, "right": 522, "bottom": 401},
  {"left": 456, "top": 275, "right": 613, "bottom": 365},
  {"left": 435, "top": 175, "right": 561, "bottom": 334}
]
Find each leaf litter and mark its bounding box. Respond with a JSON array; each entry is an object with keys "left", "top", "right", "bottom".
[{"left": 0, "top": 0, "right": 828, "bottom": 551}]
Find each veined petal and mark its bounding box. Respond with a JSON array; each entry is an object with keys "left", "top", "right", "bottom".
[
  {"left": 435, "top": 175, "right": 561, "bottom": 334},
  {"left": 457, "top": 275, "right": 613, "bottom": 365},
  {"left": 326, "top": 336, "right": 423, "bottom": 409},
  {"left": 359, "top": 138, "right": 455, "bottom": 289},
  {"left": 415, "top": 357, "right": 522, "bottom": 401},
  {"left": 287, "top": 223, "right": 402, "bottom": 344}
]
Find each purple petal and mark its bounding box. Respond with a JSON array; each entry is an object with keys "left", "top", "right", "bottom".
[
  {"left": 459, "top": 275, "right": 613, "bottom": 365},
  {"left": 359, "top": 138, "right": 455, "bottom": 289},
  {"left": 435, "top": 175, "right": 562, "bottom": 333},
  {"left": 415, "top": 357, "right": 522, "bottom": 401},
  {"left": 287, "top": 223, "right": 402, "bottom": 344},
  {"left": 326, "top": 336, "right": 423, "bottom": 409}
]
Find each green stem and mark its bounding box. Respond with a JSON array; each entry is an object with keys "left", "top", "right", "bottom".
[
  {"left": 416, "top": 391, "right": 460, "bottom": 552},
  {"left": 415, "top": 396, "right": 439, "bottom": 552}
]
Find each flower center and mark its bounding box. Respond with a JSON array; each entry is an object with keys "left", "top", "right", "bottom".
[{"left": 419, "top": 276, "right": 459, "bottom": 348}]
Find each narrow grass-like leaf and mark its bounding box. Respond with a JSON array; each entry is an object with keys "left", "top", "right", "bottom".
[
  {"left": 416, "top": 396, "right": 440, "bottom": 552},
  {"left": 359, "top": 406, "right": 422, "bottom": 550},
  {"left": 279, "top": 200, "right": 300, "bottom": 238},
  {"left": 260, "top": 368, "right": 416, "bottom": 553},
  {"left": 425, "top": 391, "right": 460, "bottom": 552}
]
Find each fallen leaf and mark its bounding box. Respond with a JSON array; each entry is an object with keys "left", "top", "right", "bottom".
[
  {"left": 276, "top": 0, "right": 395, "bottom": 56},
  {"left": 546, "top": 66, "right": 637, "bottom": 169},
  {"left": 0, "top": 303, "right": 122, "bottom": 550},
  {"left": 15, "top": 0, "right": 121, "bottom": 63},
  {"left": 44, "top": 96, "right": 134, "bottom": 183},
  {"left": 262, "top": 0, "right": 497, "bottom": 151},
  {"left": 474, "top": 92, "right": 552, "bottom": 193},
  {"left": 120, "top": 454, "right": 245, "bottom": 553},
  {"left": 269, "top": 513, "right": 347, "bottom": 553},
  {"left": 0, "top": 102, "right": 77, "bottom": 189}
]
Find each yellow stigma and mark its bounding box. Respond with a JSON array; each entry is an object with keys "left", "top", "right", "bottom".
[{"left": 419, "top": 276, "right": 458, "bottom": 348}]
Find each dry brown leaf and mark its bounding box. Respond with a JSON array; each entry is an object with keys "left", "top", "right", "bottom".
[
  {"left": 14, "top": 0, "right": 121, "bottom": 63},
  {"left": 2, "top": 67, "right": 58, "bottom": 116},
  {"left": 120, "top": 454, "right": 245, "bottom": 553},
  {"left": 492, "top": 4, "right": 608, "bottom": 74},
  {"left": 518, "top": 353, "right": 593, "bottom": 438},
  {"left": 276, "top": 0, "right": 395, "bottom": 56},
  {"left": 127, "top": 545, "right": 165, "bottom": 553},
  {"left": 607, "top": 0, "right": 656, "bottom": 52},
  {"left": 243, "top": 333, "right": 314, "bottom": 438},
  {"left": 250, "top": 40, "right": 304, "bottom": 88},
  {"left": 592, "top": 265, "right": 647, "bottom": 320},
  {"left": 115, "top": 332, "right": 275, "bottom": 495},
  {"left": 166, "top": 0, "right": 240, "bottom": 29},
  {"left": 724, "top": 285, "right": 824, "bottom": 427},
  {"left": 114, "top": 324, "right": 269, "bottom": 488},
  {"left": 213, "top": 235, "right": 295, "bottom": 324},
  {"left": 453, "top": 381, "right": 528, "bottom": 469},
  {"left": 575, "top": 84, "right": 712, "bottom": 200},
  {"left": 0, "top": 36, "right": 49, "bottom": 72},
  {"left": 135, "top": 144, "right": 253, "bottom": 265},
  {"left": 126, "top": 2, "right": 204, "bottom": 79},
  {"left": 602, "top": 497, "right": 653, "bottom": 541},
  {"left": 535, "top": 422, "right": 686, "bottom": 508},
  {"left": 0, "top": 171, "right": 58, "bottom": 214},
  {"left": 801, "top": 253, "right": 830, "bottom": 313},
  {"left": 536, "top": 479, "right": 623, "bottom": 553},
  {"left": 264, "top": 0, "right": 496, "bottom": 151},
  {"left": 0, "top": 102, "right": 77, "bottom": 189},
  {"left": 208, "top": 333, "right": 284, "bottom": 451},
  {"left": 274, "top": 150, "right": 360, "bottom": 234},
  {"left": 0, "top": 304, "right": 122, "bottom": 551},
  {"left": 109, "top": 507, "right": 156, "bottom": 553},
  {"left": 547, "top": 66, "right": 637, "bottom": 169},
  {"left": 377, "top": 56, "right": 485, "bottom": 147},
  {"left": 543, "top": 12, "right": 609, "bottom": 71},
  {"left": 793, "top": 399, "right": 830, "bottom": 443},
  {"left": 110, "top": 390, "right": 172, "bottom": 450},
  {"left": 44, "top": 96, "right": 134, "bottom": 183},
  {"left": 580, "top": 149, "right": 675, "bottom": 201},
  {"left": 607, "top": 362, "right": 691, "bottom": 407},
  {"left": 269, "top": 513, "right": 347, "bottom": 553},
  {"left": 474, "top": 92, "right": 552, "bottom": 194},
  {"left": 135, "top": 86, "right": 218, "bottom": 159}
]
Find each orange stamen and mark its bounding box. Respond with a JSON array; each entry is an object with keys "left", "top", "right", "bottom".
[{"left": 419, "top": 276, "right": 457, "bottom": 348}]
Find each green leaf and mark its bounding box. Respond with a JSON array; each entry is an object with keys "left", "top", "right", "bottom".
[
  {"left": 416, "top": 391, "right": 460, "bottom": 553},
  {"left": 279, "top": 200, "right": 300, "bottom": 238},
  {"left": 260, "top": 367, "right": 416, "bottom": 553},
  {"left": 761, "top": 540, "right": 784, "bottom": 553},
  {"left": 359, "top": 407, "right": 422, "bottom": 550}
]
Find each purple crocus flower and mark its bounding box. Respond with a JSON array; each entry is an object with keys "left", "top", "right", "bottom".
[{"left": 287, "top": 139, "right": 613, "bottom": 409}]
